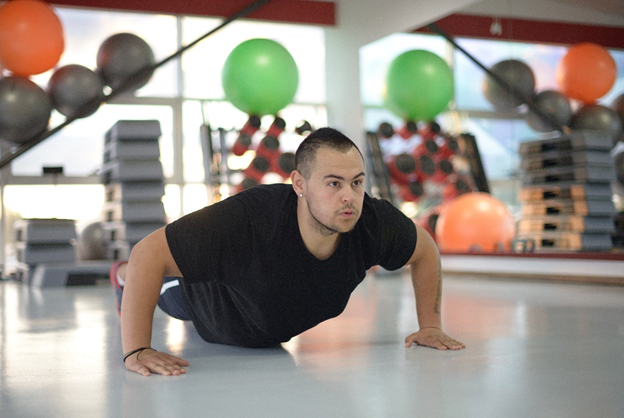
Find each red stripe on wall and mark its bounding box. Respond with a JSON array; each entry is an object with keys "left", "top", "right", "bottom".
[
  {"left": 50, "top": 0, "right": 336, "bottom": 25},
  {"left": 415, "top": 14, "right": 624, "bottom": 50}
]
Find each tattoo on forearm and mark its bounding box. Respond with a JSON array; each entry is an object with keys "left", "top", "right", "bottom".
[{"left": 434, "top": 258, "right": 442, "bottom": 315}]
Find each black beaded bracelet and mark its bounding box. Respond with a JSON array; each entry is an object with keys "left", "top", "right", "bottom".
[{"left": 123, "top": 347, "right": 154, "bottom": 363}]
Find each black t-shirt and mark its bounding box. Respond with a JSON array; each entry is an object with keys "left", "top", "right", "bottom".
[{"left": 165, "top": 184, "right": 417, "bottom": 348}]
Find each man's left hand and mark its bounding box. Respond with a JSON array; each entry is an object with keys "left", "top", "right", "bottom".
[{"left": 405, "top": 327, "right": 466, "bottom": 350}]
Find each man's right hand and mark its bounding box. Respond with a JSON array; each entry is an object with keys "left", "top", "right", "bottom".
[{"left": 124, "top": 349, "right": 190, "bottom": 376}]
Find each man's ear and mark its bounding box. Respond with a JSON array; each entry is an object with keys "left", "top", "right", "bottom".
[{"left": 291, "top": 170, "right": 305, "bottom": 195}]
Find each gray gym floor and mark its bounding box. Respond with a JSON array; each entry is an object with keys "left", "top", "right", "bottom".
[{"left": 1, "top": 270, "right": 623, "bottom": 418}]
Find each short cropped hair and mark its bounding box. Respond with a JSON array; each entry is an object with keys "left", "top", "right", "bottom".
[{"left": 295, "top": 127, "right": 363, "bottom": 179}]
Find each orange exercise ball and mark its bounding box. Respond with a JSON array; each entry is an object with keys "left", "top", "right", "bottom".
[
  {"left": 435, "top": 192, "right": 515, "bottom": 252},
  {"left": 556, "top": 43, "right": 616, "bottom": 104},
  {"left": 0, "top": 0, "right": 65, "bottom": 76}
]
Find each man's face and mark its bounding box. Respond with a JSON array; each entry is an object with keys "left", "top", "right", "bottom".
[{"left": 303, "top": 146, "right": 366, "bottom": 235}]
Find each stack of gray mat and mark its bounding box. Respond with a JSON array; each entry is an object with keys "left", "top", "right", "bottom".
[
  {"left": 99, "top": 120, "right": 167, "bottom": 260},
  {"left": 14, "top": 219, "right": 77, "bottom": 284},
  {"left": 516, "top": 131, "right": 617, "bottom": 251}
]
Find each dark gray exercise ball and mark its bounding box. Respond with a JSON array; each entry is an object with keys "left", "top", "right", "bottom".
[
  {"left": 611, "top": 93, "right": 624, "bottom": 144},
  {"left": 525, "top": 90, "right": 573, "bottom": 132},
  {"left": 47, "top": 64, "right": 106, "bottom": 118},
  {"left": 612, "top": 93, "right": 624, "bottom": 121},
  {"left": 0, "top": 76, "right": 52, "bottom": 145},
  {"left": 76, "top": 222, "right": 107, "bottom": 260},
  {"left": 96, "top": 33, "right": 155, "bottom": 92},
  {"left": 571, "top": 104, "right": 623, "bottom": 147},
  {"left": 483, "top": 59, "right": 536, "bottom": 111}
]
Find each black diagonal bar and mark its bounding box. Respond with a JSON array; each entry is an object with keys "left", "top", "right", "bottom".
[
  {"left": 427, "top": 23, "right": 566, "bottom": 134},
  {"left": 0, "top": 0, "right": 273, "bottom": 169}
]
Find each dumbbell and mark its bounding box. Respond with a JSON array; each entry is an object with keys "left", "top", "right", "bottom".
[
  {"left": 387, "top": 153, "right": 416, "bottom": 184},
  {"left": 243, "top": 155, "right": 271, "bottom": 182},
  {"left": 232, "top": 115, "right": 261, "bottom": 156},
  {"left": 273, "top": 152, "right": 296, "bottom": 178},
  {"left": 397, "top": 121, "right": 418, "bottom": 139},
  {"left": 442, "top": 177, "right": 471, "bottom": 200},
  {"left": 295, "top": 120, "right": 313, "bottom": 136},
  {"left": 398, "top": 180, "right": 424, "bottom": 202},
  {"left": 377, "top": 122, "right": 394, "bottom": 139},
  {"left": 255, "top": 135, "right": 281, "bottom": 162}
]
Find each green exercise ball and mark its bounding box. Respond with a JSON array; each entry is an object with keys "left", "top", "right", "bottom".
[
  {"left": 222, "top": 38, "right": 299, "bottom": 116},
  {"left": 384, "top": 49, "right": 454, "bottom": 122}
]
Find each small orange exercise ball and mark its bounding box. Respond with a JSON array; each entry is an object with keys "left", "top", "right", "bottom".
[
  {"left": 435, "top": 192, "right": 516, "bottom": 252},
  {"left": 556, "top": 43, "right": 616, "bottom": 104}
]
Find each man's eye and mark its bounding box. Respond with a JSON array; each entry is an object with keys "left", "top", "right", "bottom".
[
  {"left": 329, "top": 181, "right": 339, "bottom": 187},
  {"left": 353, "top": 180, "right": 362, "bottom": 187}
]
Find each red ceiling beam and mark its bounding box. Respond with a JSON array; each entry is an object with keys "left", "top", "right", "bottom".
[
  {"left": 415, "top": 14, "right": 624, "bottom": 50},
  {"left": 50, "top": 0, "right": 336, "bottom": 25}
]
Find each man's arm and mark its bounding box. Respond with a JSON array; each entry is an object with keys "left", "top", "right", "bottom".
[
  {"left": 120, "top": 227, "right": 190, "bottom": 376},
  {"left": 404, "top": 224, "right": 465, "bottom": 350}
]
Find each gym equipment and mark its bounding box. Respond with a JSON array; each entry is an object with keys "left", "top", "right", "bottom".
[
  {"left": 430, "top": 157, "right": 454, "bottom": 183},
  {"left": 612, "top": 93, "right": 624, "bottom": 126},
  {"left": 232, "top": 115, "right": 261, "bottom": 156},
  {"left": 437, "top": 136, "right": 459, "bottom": 158},
  {"left": 384, "top": 50, "right": 453, "bottom": 122},
  {"left": 14, "top": 218, "right": 116, "bottom": 287},
  {"left": 525, "top": 90, "right": 572, "bottom": 133},
  {"left": 387, "top": 153, "right": 416, "bottom": 184},
  {"left": 295, "top": 120, "right": 313, "bottom": 136},
  {"left": 428, "top": 23, "right": 563, "bottom": 133},
  {"left": 222, "top": 38, "right": 298, "bottom": 116},
  {"left": 265, "top": 116, "right": 286, "bottom": 138},
  {"left": 398, "top": 181, "right": 424, "bottom": 202},
  {"left": 517, "top": 131, "right": 617, "bottom": 251},
  {"left": 238, "top": 177, "right": 259, "bottom": 193},
  {"left": 0, "top": 76, "right": 52, "bottom": 144},
  {"left": 483, "top": 59, "right": 536, "bottom": 111},
  {"left": 518, "top": 130, "right": 613, "bottom": 154},
  {"left": 435, "top": 192, "right": 516, "bottom": 252},
  {"left": 377, "top": 122, "right": 395, "bottom": 139},
  {"left": 556, "top": 42, "right": 617, "bottom": 104},
  {"left": 414, "top": 154, "right": 436, "bottom": 178},
  {"left": 520, "top": 150, "right": 613, "bottom": 171},
  {"left": 76, "top": 222, "right": 107, "bottom": 261},
  {"left": 397, "top": 121, "right": 418, "bottom": 139},
  {"left": 518, "top": 183, "right": 613, "bottom": 202},
  {"left": 255, "top": 135, "right": 281, "bottom": 162},
  {"left": 100, "top": 120, "right": 167, "bottom": 258},
  {"left": 367, "top": 122, "right": 482, "bottom": 207},
  {"left": 0, "top": 0, "right": 273, "bottom": 170},
  {"left": 571, "top": 105, "right": 622, "bottom": 147},
  {"left": 518, "top": 215, "right": 615, "bottom": 234},
  {"left": 96, "top": 33, "right": 155, "bottom": 91},
  {"left": 47, "top": 64, "right": 105, "bottom": 118},
  {"left": 614, "top": 145, "right": 624, "bottom": 185},
  {"left": 244, "top": 156, "right": 271, "bottom": 182},
  {"left": 613, "top": 213, "right": 624, "bottom": 248},
  {"left": 418, "top": 121, "right": 441, "bottom": 140},
  {"left": 413, "top": 139, "right": 439, "bottom": 157},
  {"left": 14, "top": 219, "right": 75, "bottom": 284},
  {"left": 365, "top": 132, "right": 395, "bottom": 204},
  {"left": 0, "top": 0, "right": 64, "bottom": 76},
  {"left": 442, "top": 177, "right": 471, "bottom": 200},
  {"left": 273, "top": 152, "right": 295, "bottom": 178}
]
